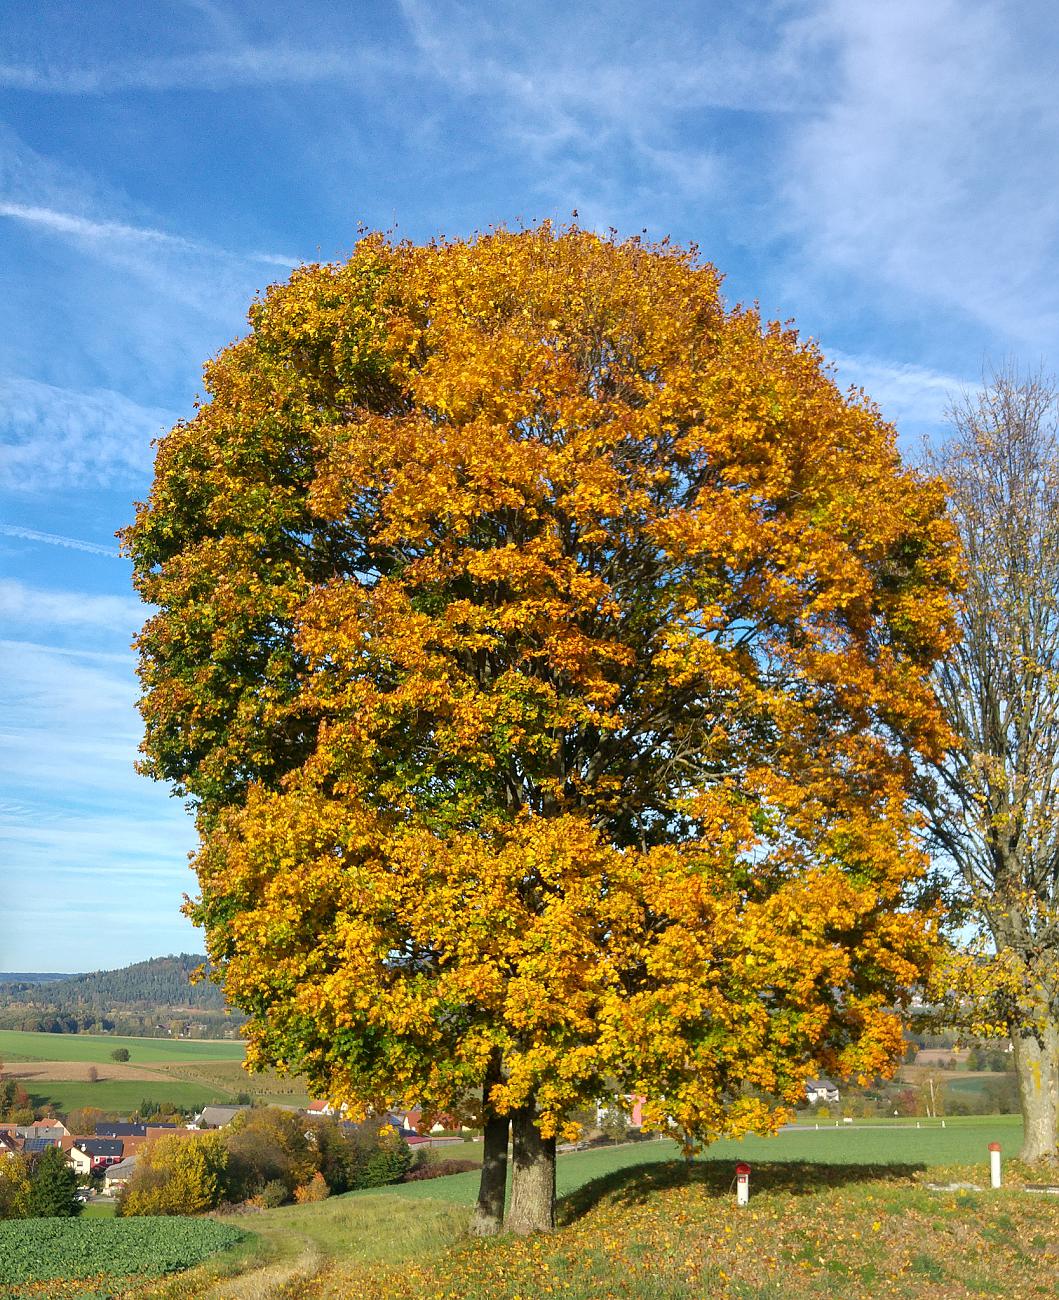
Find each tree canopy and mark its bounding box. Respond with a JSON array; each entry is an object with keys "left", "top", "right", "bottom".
[{"left": 126, "top": 224, "right": 959, "bottom": 1230}]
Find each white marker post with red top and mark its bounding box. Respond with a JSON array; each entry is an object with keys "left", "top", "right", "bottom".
[
  {"left": 735, "top": 1162, "right": 751, "bottom": 1206},
  {"left": 989, "top": 1142, "right": 1002, "bottom": 1189}
]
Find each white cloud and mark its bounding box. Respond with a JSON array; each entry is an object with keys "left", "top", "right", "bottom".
[
  {"left": 783, "top": 0, "right": 1059, "bottom": 348},
  {"left": 0, "top": 377, "right": 177, "bottom": 491},
  {"left": 0, "top": 635, "right": 198, "bottom": 967},
  {"left": 827, "top": 350, "right": 970, "bottom": 441},
  {"left": 0, "top": 124, "right": 296, "bottom": 366},
  {"left": 391, "top": 0, "right": 808, "bottom": 220},
  {"left": 0, "top": 580, "right": 144, "bottom": 632}
]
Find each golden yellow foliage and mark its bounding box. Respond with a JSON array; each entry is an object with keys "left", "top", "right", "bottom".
[{"left": 125, "top": 224, "right": 959, "bottom": 1148}]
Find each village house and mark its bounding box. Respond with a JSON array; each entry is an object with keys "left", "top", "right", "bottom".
[
  {"left": 192, "top": 1104, "right": 250, "bottom": 1129},
  {"left": 805, "top": 1079, "right": 841, "bottom": 1106},
  {"left": 103, "top": 1156, "right": 139, "bottom": 1193},
  {"left": 595, "top": 1095, "right": 646, "bottom": 1129},
  {"left": 306, "top": 1099, "right": 342, "bottom": 1117},
  {"left": 68, "top": 1139, "right": 124, "bottom": 1176},
  {"left": 21, "top": 1136, "right": 63, "bottom": 1155}
]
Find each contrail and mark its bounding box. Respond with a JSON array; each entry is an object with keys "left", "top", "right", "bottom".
[{"left": 0, "top": 523, "right": 121, "bottom": 557}]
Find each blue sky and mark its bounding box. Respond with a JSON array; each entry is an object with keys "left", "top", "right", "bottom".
[{"left": 2, "top": 0, "right": 1057, "bottom": 971}]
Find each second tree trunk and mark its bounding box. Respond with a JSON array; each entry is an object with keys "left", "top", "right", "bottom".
[
  {"left": 1013, "top": 1023, "right": 1059, "bottom": 1163},
  {"left": 507, "top": 1102, "right": 556, "bottom": 1234}
]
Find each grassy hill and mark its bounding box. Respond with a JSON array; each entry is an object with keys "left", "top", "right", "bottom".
[{"left": 18, "top": 1118, "right": 1057, "bottom": 1300}]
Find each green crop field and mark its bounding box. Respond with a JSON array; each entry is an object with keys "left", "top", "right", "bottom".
[
  {"left": 0, "top": 1217, "right": 244, "bottom": 1297},
  {"left": 946, "top": 1073, "right": 1016, "bottom": 1097},
  {"left": 0, "top": 1028, "right": 244, "bottom": 1063}
]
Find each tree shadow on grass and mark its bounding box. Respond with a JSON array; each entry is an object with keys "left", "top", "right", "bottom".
[{"left": 556, "top": 1159, "right": 926, "bottom": 1227}]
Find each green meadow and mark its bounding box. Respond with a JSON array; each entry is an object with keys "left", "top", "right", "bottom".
[
  {"left": 356, "top": 1118, "right": 1025, "bottom": 1207},
  {"left": 23, "top": 1078, "right": 234, "bottom": 1115},
  {"left": 0, "top": 1029, "right": 244, "bottom": 1064}
]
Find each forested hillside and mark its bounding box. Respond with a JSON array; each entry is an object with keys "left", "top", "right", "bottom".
[{"left": 0, "top": 955, "right": 245, "bottom": 1037}]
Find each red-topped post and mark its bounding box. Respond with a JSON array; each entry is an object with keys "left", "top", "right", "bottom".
[
  {"left": 735, "top": 1161, "right": 751, "bottom": 1206},
  {"left": 988, "top": 1141, "right": 1001, "bottom": 1189}
]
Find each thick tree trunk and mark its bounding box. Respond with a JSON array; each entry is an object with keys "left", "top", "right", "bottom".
[
  {"left": 470, "top": 1111, "right": 510, "bottom": 1235},
  {"left": 1012, "top": 1023, "right": 1059, "bottom": 1163},
  {"left": 470, "top": 1055, "right": 509, "bottom": 1236},
  {"left": 506, "top": 1102, "right": 556, "bottom": 1235}
]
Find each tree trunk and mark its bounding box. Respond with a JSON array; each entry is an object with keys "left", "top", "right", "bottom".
[
  {"left": 506, "top": 1102, "right": 556, "bottom": 1235},
  {"left": 1012, "top": 1022, "right": 1059, "bottom": 1162},
  {"left": 470, "top": 1109, "right": 509, "bottom": 1236}
]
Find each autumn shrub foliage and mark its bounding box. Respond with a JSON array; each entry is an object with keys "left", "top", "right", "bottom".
[
  {"left": 120, "top": 1132, "right": 228, "bottom": 1217},
  {"left": 117, "top": 1110, "right": 410, "bottom": 1214},
  {"left": 125, "top": 225, "right": 958, "bottom": 1204}
]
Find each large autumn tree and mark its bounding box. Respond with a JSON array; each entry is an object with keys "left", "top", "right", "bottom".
[{"left": 125, "top": 225, "right": 958, "bottom": 1233}]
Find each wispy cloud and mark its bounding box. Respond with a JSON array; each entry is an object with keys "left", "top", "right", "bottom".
[
  {"left": 827, "top": 350, "right": 970, "bottom": 442},
  {"left": 0, "top": 634, "right": 197, "bottom": 965},
  {"left": 0, "top": 43, "right": 395, "bottom": 96},
  {"left": 390, "top": 0, "right": 813, "bottom": 224},
  {"left": 0, "top": 375, "right": 178, "bottom": 491},
  {"left": 0, "top": 201, "right": 296, "bottom": 268},
  {"left": 0, "top": 580, "right": 144, "bottom": 632},
  {"left": 782, "top": 0, "right": 1059, "bottom": 348},
  {"left": 0, "top": 523, "right": 122, "bottom": 557}
]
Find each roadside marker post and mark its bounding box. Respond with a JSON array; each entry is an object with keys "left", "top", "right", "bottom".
[
  {"left": 989, "top": 1142, "right": 1002, "bottom": 1189},
  {"left": 735, "top": 1162, "right": 751, "bottom": 1206}
]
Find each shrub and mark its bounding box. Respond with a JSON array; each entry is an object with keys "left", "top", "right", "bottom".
[
  {"left": 224, "top": 1107, "right": 316, "bottom": 1201},
  {"left": 294, "top": 1172, "right": 330, "bottom": 1203},
  {"left": 119, "top": 1132, "right": 228, "bottom": 1217},
  {"left": 358, "top": 1125, "right": 414, "bottom": 1188},
  {"left": 111, "top": 1048, "right": 131, "bottom": 1063},
  {"left": 600, "top": 1108, "right": 628, "bottom": 1142},
  {"left": 0, "top": 1155, "right": 30, "bottom": 1219},
  {"left": 259, "top": 1179, "right": 289, "bottom": 1208}
]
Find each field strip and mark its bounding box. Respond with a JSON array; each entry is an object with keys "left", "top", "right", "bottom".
[{"left": 7, "top": 1060, "right": 176, "bottom": 1083}]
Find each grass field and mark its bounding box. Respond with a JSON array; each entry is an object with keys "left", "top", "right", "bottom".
[
  {"left": 149, "top": 1057, "right": 311, "bottom": 1108},
  {"left": 23, "top": 1078, "right": 236, "bottom": 1115},
  {"left": 115, "top": 1118, "right": 1049, "bottom": 1300},
  {"left": 0, "top": 1029, "right": 244, "bottom": 1064},
  {"left": 356, "top": 1158, "right": 1059, "bottom": 1300},
  {"left": 359, "top": 1119, "right": 1025, "bottom": 1207},
  {"left": 0, "top": 1028, "right": 315, "bottom": 1116}
]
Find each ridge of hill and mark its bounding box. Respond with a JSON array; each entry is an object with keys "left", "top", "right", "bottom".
[
  {"left": 0, "top": 954, "right": 223, "bottom": 1009},
  {"left": 0, "top": 955, "right": 245, "bottom": 1037}
]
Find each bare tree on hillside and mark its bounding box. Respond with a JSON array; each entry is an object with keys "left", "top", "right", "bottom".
[{"left": 921, "top": 366, "right": 1059, "bottom": 1161}]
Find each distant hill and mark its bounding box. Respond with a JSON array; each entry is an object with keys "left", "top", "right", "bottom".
[
  {"left": 0, "top": 954, "right": 244, "bottom": 1037},
  {"left": 0, "top": 954, "right": 224, "bottom": 1008},
  {"left": 0, "top": 973, "right": 77, "bottom": 983}
]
